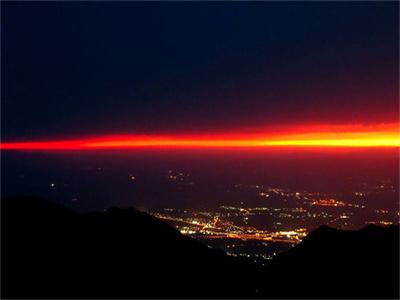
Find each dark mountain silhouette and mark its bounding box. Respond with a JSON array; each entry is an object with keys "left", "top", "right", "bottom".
[
  {"left": 2, "top": 197, "right": 399, "bottom": 299},
  {"left": 263, "top": 224, "right": 399, "bottom": 299},
  {"left": 2, "top": 197, "right": 262, "bottom": 298}
]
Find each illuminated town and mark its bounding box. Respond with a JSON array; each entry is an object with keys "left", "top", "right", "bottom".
[
  {"left": 148, "top": 170, "right": 399, "bottom": 260},
  {"left": 3, "top": 158, "right": 398, "bottom": 262}
]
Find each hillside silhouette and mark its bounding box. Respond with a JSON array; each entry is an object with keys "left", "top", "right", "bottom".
[
  {"left": 262, "top": 224, "right": 399, "bottom": 298},
  {"left": 2, "top": 197, "right": 399, "bottom": 298}
]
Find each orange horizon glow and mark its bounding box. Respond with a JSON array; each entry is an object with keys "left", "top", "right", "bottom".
[{"left": 1, "top": 123, "right": 399, "bottom": 151}]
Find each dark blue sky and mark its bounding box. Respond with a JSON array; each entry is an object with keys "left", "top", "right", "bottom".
[{"left": 2, "top": 2, "right": 398, "bottom": 141}]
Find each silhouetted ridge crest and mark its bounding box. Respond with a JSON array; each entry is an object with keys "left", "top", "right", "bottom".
[
  {"left": 2, "top": 197, "right": 398, "bottom": 299},
  {"left": 264, "top": 221, "right": 399, "bottom": 298}
]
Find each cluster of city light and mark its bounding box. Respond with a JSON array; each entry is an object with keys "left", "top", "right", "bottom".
[
  {"left": 155, "top": 197, "right": 397, "bottom": 245},
  {"left": 154, "top": 211, "right": 308, "bottom": 243},
  {"left": 205, "top": 230, "right": 307, "bottom": 243},
  {"left": 366, "top": 221, "right": 394, "bottom": 226},
  {"left": 311, "top": 199, "right": 346, "bottom": 207},
  {"left": 152, "top": 180, "right": 398, "bottom": 259},
  {"left": 236, "top": 184, "right": 336, "bottom": 201}
]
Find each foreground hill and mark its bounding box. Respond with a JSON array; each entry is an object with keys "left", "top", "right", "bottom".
[
  {"left": 2, "top": 197, "right": 399, "bottom": 298},
  {"left": 2, "top": 197, "right": 261, "bottom": 298},
  {"left": 263, "top": 224, "right": 399, "bottom": 299}
]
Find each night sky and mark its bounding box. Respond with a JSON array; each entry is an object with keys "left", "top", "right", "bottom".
[{"left": 2, "top": 2, "right": 398, "bottom": 141}]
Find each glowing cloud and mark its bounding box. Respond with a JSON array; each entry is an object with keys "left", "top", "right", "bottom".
[{"left": 1, "top": 123, "right": 399, "bottom": 151}]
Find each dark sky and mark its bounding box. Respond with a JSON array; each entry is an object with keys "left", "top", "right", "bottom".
[{"left": 2, "top": 2, "right": 398, "bottom": 141}]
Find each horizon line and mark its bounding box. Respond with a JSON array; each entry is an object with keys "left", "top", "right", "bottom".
[{"left": 1, "top": 125, "right": 399, "bottom": 150}]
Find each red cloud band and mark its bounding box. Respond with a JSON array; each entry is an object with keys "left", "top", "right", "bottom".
[{"left": 1, "top": 123, "right": 399, "bottom": 151}]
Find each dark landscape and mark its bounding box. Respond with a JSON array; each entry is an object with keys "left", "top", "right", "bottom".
[
  {"left": 1, "top": 2, "right": 399, "bottom": 299},
  {"left": 2, "top": 196, "right": 399, "bottom": 299}
]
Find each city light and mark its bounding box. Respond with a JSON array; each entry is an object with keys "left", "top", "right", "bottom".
[{"left": 149, "top": 179, "right": 398, "bottom": 260}]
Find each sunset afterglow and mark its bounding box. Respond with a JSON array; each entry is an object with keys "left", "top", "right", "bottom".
[
  {"left": 1, "top": 123, "right": 398, "bottom": 150},
  {"left": 2, "top": 2, "right": 399, "bottom": 298}
]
